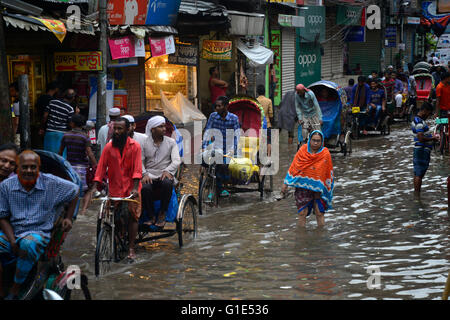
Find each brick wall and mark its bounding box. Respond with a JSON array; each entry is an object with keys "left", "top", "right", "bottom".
[{"left": 121, "top": 58, "right": 145, "bottom": 116}]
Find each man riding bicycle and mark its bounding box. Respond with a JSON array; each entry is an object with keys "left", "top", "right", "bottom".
[
  {"left": 435, "top": 71, "right": 450, "bottom": 119},
  {"left": 295, "top": 83, "right": 323, "bottom": 146},
  {"left": 93, "top": 117, "right": 142, "bottom": 261},
  {"left": 202, "top": 96, "right": 241, "bottom": 197},
  {"left": 0, "top": 150, "right": 79, "bottom": 300}
]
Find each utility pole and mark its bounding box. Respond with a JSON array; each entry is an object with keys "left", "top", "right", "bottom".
[
  {"left": 0, "top": 11, "right": 13, "bottom": 144},
  {"left": 96, "top": 0, "right": 108, "bottom": 146}
]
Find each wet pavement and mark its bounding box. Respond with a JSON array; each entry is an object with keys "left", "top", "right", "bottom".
[{"left": 62, "top": 122, "right": 450, "bottom": 300}]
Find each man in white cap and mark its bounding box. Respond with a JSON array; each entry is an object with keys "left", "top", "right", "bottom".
[
  {"left": 97, "top": 107, "right": 121, "bottom": 154},
  {"left": 141, "top": 116, "right": 181, "bottom": 228},
  {"left": 122, "top": 114, "right": 147, "bottom": 150}
]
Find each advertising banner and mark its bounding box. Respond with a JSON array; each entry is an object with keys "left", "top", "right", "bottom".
[
  {"left": 109, "top": 36, "right": 135, "bottom": 60},
  {"left": 297, "top": 5, "right": 325, "bottom": 43},
  {"left": 345, "top": 26, "right": 365, "bottom": 42},
  {"left": 54, "top": 52, "right": 102, "bottom": 71},
  {"left": 145, "top": 0, "right": 181, "bottom": 25},
  {"left": 385, "top": 26, "right": 397, "bottom": 48},
  {"left": 336, "top": 5, "right": 364, "bottom": 26},
  {"left": 270, "top": 30, "right": 281, "bottom": 106},
  {"left": 296, "top": 42, "right": 321, "bottom": 87},
  {"left": 201, "top": 40, "right": 233, "bottom": 61},
  {"left": 168, "top": 42, "right": 199, "bottom": 66},
  {"left": 149, "top": 36, "right": 176, "bottom": 57},
  {"left": 107, "top": 0, "right": 148, "bottom": 25}
]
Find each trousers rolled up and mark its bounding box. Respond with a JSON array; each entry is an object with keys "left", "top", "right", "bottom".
[
  {"left": 0, "top": 232, "right": 49, "bottom": 284},
  {"left": 141, "top": 178, "right": 174, "bottom": 219}
]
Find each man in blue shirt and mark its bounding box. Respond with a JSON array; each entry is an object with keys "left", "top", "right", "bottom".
[
  {"left": 411, "top": 102, "right": 439, "bottom": 198},
  {"left": 202, "top": 96, "right": 241, "bottom": 196},
  {"left": 295, "top": 84, "right": 323, "bottom": 145},
  {"left": 351, "top": 76, "right": 371, "bottom": 134},
  {"left": 391, "top": 71, "right": 405, "bottom": 116},
  {"left": 367, "top": 79, "right": 386, "bottom": 129},
  {"left": 0, "top": 150, "right": 79, "bottom": 299}
]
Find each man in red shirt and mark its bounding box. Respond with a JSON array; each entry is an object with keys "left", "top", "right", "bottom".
[
  {"left": 435, "top": 71, "right": 450, "bottom": 118},
  {"left": 93, "top": 117, "right": 142, "bottom": 261}
]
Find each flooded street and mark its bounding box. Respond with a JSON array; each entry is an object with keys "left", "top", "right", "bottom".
[{"left": 63, "top": 123, "right": 450, "bottom": 300}]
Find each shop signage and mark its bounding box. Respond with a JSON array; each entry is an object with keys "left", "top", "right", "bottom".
[
  {"left": 345, "top": 26, "right": 365, "bottom": 42},
  {"left": 107, "top": 0, "right": 181, "bottom": 26},
  {"left": 278, "top": 14, "right": 305, "bottom": 28},
  {"left": 201, "top": 40, "right": 233, "bottom": 61},
  {"left": 336, "top": 5, "right": 364, "bottom": 26},
  {"left": 296, "top": 42, "right": 321, "bottom": 86},
  {"left": 270, "top": 30, "right": 281, "bottom": 106},
  {"left": 108, "top": 57, "right": 139, "bottom": 68},
  {"left": 297, "top": 5, "right": 325, "bottom": 43},
  {"left": 109, "top": 36, "right": 135, "bottom": 60},
  {"left": 168, "top": 42, "right": 198, "bottom": 66},
  {"left": 149, "top": 36, "right": 176, "bottom": 57},
  {"left": 405, "top": 17, "right": 421, "bottom": 25},
  {"left": 54, "top": 51, "right": 102, "bottom": 71},
  {"left": 385, "top": 26, "right": 397, "bottom": 48}
]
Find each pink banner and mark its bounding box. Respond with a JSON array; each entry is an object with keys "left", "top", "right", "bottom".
[
  {"left": 149, "top": 36, "right": 175, "bottom": 58},
  {"left": 108, "top": 36, "right": 135, "bottom": 60}
]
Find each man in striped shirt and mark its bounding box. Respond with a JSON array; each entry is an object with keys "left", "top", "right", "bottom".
[{"left": 41, "top": 89, "right": 76, "bottom": 156}]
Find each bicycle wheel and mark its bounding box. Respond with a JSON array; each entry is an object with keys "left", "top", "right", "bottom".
[
  {"left": 439, "top": 126, "right": 446, "bottom": 155},
  {"left": 95, "top": 225, "right": 113, "bottom": 277},
  {"left": 177, "top": 197, "right": 198, "bottom": 248},
  {"left": 113, "top": 203, "right": 129, "bottom": 262},
  {"left": 198, "top": 175, "right": 217, "bottom": 216}
]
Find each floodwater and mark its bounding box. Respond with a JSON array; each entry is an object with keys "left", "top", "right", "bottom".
[{"left": 63, "top": 123, "right": 450, "bottom": 300}]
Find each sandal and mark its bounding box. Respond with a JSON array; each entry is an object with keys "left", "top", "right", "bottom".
[{"left": 155, "top": 213, "right": 166, "bottom": 228}]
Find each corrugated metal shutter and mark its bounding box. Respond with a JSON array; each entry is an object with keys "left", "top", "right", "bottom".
[
  {"left": 281, "top": 28, "right": 296, "bottom": 97},
  {"left": 348, "top": 29, "right": 382, "bottom": 74},
  {"left": 322, "top": 13, "right": 344, "bottom": 80}
]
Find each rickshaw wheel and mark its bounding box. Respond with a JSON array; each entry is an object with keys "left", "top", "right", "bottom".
[
  {"left": 177, "top": 197, "right": 198, "bottom": 248},
  {"left": 198, "top": 175, "right": 217, "bottom": 216},
  {"left": 95, "top": 225, "right": 113, "bottom": 277}
]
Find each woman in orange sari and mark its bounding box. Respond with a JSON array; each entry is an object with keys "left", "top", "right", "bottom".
[{"left": 281, "top": 130, "right": 334, "bottom": 227}]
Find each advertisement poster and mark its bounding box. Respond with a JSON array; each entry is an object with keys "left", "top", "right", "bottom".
[
  {"left": 297, "top": 5, "right": 326, "bottom": 43},
  {"left": 109, "top": 36, "right": 135, "bottom": 60},
  {"left": 296, "top": 42, "right": 321, "bottom": 87},
  {"left": 54, "top": 52, "right": 102, "bottom": 71},
  {"left": 202, "top": 40, "right": 233, "bottom": 61},
  {"left": 149, "top": 36, "right": 176, "bottom": 57},
  {"left": 270, "top": 30, "right": 281, "bottom": 106},
  {"left": 145, "top": 0, "right": 182, "bottom": 25},
  {"left": 385, "top": 26, "right": 397, "bottom": 48},
  {"left": 107, "top": 0, "right": 148, "bottom": 25},
  {"left": 336, "top": 5, "right": 364, "bottom": 26}
]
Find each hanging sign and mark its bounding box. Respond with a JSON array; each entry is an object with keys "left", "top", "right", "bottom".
[
  {"left": 168, "top": 42, "right": 199, "bottom": 66},
  {"left": 297, "top": 5, "right": 325, "bottom": 43},
  {"left": 201, "top": 40, "right": 233, "bottom": 61},
  {"left": 145, "top": 0, "right": 182, "bottom": 25},
  {"left": 336, "top": 5, "right": 364, "bottom": 26},
  {"left": 385, "top": 26, "right": 397, "bottom": 48},
  {"left": 296, "top": 42, "right": 321, "bottom": 87},
  {"left": 54, "top": 52, "right": 102, "bottom": 71},
  {"left": 109, "top": 36, "right": 135, "bottom": 60},
  {"left": 345, "top": 26, "right": 366, "bottom": 42},
  {"left": 107, "top": 0, "right": 148, "bottom": 25},
  {"left": 149, "top": 36, "right": 176, "bottom": 57}
]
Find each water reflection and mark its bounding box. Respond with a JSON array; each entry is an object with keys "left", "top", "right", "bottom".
[{"left": 64, "top": 123, "right": 449, "bottom": 300}]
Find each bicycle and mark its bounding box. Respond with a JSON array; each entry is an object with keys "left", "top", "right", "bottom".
[
  {"left": 198, "top": 149, "right": 220, "bottom": 216},
  {"left": 434, "top": 116, "right": 449, "bottom": 155},
  {"left": 94, "top": 195, "right": 137, "bottom": 277}
]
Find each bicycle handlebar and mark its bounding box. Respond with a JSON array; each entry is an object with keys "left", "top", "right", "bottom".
[{"left": 93, "top": 194, "right": 139, "bottom": 203}]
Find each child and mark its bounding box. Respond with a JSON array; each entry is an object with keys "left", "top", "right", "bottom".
[
  {"left": 411, "top": 102, "right": 439, "bottom": 197},
  {"left": 59, "top": 114, "right": 97, "bottom": 215}
]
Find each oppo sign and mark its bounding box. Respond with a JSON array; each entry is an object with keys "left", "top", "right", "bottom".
[{"left": 298, "top": 54, "right": 317, "bottom": 67}]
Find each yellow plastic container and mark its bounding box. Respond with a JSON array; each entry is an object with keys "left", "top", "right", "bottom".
[{"left": 229, "top": 157, "right": 259, "bottom": 183}]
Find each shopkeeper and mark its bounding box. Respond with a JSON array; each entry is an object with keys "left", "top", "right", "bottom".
[{"left": 209, "top": 66, "right": 228, "bottom": 107}]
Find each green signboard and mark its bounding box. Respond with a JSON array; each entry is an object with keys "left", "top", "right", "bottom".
[
  {"left": 296, "top": 42, "right": 321, "bottom": 87},
  {"left": 297, "top": 5, "right": 325, "bottom": 43},
  {"left": 336, "top": 5, "right": 363, "bottom": 26},
  {"left": 270, "top": 29, "right": 282, "bottom": 106}
]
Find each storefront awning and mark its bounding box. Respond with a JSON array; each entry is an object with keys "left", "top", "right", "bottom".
[
  {"left": 236, "top": 39, "right": 274, "bottom": 67},
  {"left": 108, "top": 25, "right": 178, "bottom": 38},
  {"left": 178, "top": 0, "right": 228, "bottom": 17}
]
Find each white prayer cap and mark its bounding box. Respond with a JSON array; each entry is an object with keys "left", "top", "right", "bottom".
[
  {"left": 123, "top": 114, "right": 135, "bottom": 123},
  {"left": 85, "top": 120, "right": 95, "bottom": 129},
  {"left": 145, "top": 115, "right": 166, "bottom": 135},
  {"left": 109, "top": 107, "right": 121, "bottom": 116}
]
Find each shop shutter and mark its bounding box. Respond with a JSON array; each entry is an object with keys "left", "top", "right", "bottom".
[
  {"left": 322, "top": 14, "right": 344, "bottom": 80},
  {"left": 348, "top": 29, "right": 382, "bottom": 74},
  {"left": 281, "top": 28, "right": 296, "bottom": 97}
]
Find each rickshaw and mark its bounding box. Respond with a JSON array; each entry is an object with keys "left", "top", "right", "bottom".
[
  {"left": 412, "top": 62, "right": 435, "bottom": 109},
  {"left": 198, "top": 96, "right": 273, "bottom": 216},
  {"left": 94, "top": 115, "right": 197, "bottom": 278},
  {"left": 306, "top": 80, "right": 352, "bottom": 155},
  {"left": 2, "top": 150, "right": 91, "bottom": 300}
]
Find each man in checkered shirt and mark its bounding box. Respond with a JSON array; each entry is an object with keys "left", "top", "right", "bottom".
[
  {"left": 0, "top": 150, "right": 79, "bottom": 300},
  {"left": 202, "top": 96, "right": 241, "bottom": 196}
]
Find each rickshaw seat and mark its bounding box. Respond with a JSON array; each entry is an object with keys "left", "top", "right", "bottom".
[{"left": 139, "top": 188, "right": 179, "bottom": 229}]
